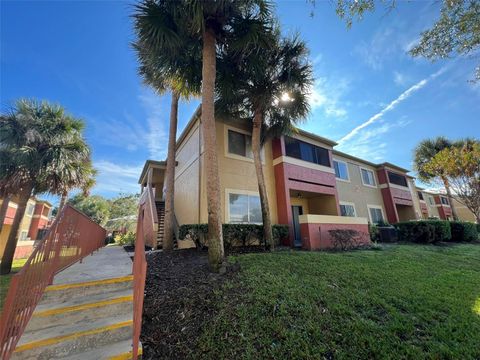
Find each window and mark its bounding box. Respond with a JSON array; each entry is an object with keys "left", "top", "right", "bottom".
[
  {"left": 428, "top": 196, "right": 435, "bottom": 206},
  {"left": 19, "top": 231, "right": 28, "bottom": 241},
  {"left": 361, "top": 168, "right": 376, "bottom": 186},
  {"left": 441, "top": 197, "right": 449, "bottom": 205},
  {"left": 228, "top": 193, "right": 262, "bottom": 224},
  {"left": 368, "top": 207, "right": 384, "bottom": 224},
  {"left": 284, "top": 136, "right": 330, "bottom": 167},
  {"left": 388, "top": 171, "right": 408, "bottom": 187},
  {"left": 334, "top": 160, "right": 349, "bottom": 181},
  {"left": 228, "top": 129, "right": 253, "bottom": 159},
  {"left": 26, "top": 203, "right": 35, "bottom": 216},
  {"left": 417, "top": 191, "right": 424, "bottom": 201},
  {"left": 340, "top": 203, "right": 356, "bottom": 217}
]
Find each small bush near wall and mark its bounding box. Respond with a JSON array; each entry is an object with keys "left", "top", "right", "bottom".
[
  {"left": 369, "top": 224, "right": 379, "bottom": 243},
  {"left": 178, "top": 224, "right": 289, "bottom": 250},
  {"left": 450, "top": 222, "right": 478, "bottom": 242},
  {"left": 395, "top": 221, "right": 451, "bottom": 243},
  {"left": 115, "top": 231, "right": 136, "bottom": 246},
  {"left": 329, "top": 229, "right": 367, "bottom": 250}
]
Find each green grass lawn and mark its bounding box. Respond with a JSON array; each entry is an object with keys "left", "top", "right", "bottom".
[
  {"left": 0, "top": 258, "right": 28, "bottom": 310},
  {"left": 198, "top": 244, "right": 480, "bottom": 359}
]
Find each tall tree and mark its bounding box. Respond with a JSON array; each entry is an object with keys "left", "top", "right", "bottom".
[
  {"left": 424, "top": 139, "right": 480, "bottom": 223},
  {"left": 217, "top": 31, "right": 313, "bottom": 249},
  {"left": 67, "top": 194, "right": 111, "bottom": 226},
  {"left": 413, "top": 136, "right": 459, "bottom": 220},
  {"left": 133, "top": 4, "right": 201, "bottom": 251},
  {"left": 132, "top": 0, "right": 273, "bottom": 271},
  {"left": 0, "top": 99, "right": 93, "bottom": 274}
]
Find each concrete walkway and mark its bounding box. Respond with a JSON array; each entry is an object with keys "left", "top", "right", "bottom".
[
  {"left": 53, "top": 245, "right": 133, "bottom": 285},
  {"left": 12, "top": 245, "right": 141, "bottom": 360}
]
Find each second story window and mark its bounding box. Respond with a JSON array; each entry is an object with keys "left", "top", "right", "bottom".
[
  {"left": 340, "top": 203, "right": 356, "bottom": 217},
  {"left": 388, "top": 171, "right": 408, "bottom": 187},
  {"left": 361, "top": 168, "right": 376, "bottom": 187},
  {"left": 333, "top": 160, "right": 349, "bottom": 181},
  {"left": 26, "top": 203, "right": 35, "bottom": 216},
  {"left": 284, "top": 136, "right": 330, "bottom": 167},
  {"left": 228, "top": 129, "right": 253, "bottom": 159},
  {"left": 428, "top": 196, "right": 435, "bottom": 206},
  {"left": 441, "top": 197, "right": 449, "bottom": 205},
  {"left": 417, "top": 191, "right": 424, "bottom": 201}
]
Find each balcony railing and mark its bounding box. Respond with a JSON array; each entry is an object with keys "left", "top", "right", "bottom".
[{"left": 0, "top": 204, "right": 106, "bottom": 359}]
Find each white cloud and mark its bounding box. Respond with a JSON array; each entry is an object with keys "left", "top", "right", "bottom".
[
  {"left": 92, "top": 160, "right": 143, "bottom": 195},
  {"left": 354, "top": 28, "right": 397, "bottom": 71},
  {"left": 89, "top": 88, "right": 168, "bottom": 160},
  {"left": 338, "top": 67, "right": 446, "bottom": 144},
  {"left": 308, "top": 77, "right": 349, "bottom": 118},
  {"left": 393, "top": 71, "right": 408, "bottom": 86}
]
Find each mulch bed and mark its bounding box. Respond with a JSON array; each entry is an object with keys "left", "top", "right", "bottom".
[{"left": 140, "top": 249, "right": 240, "bottom": 359}]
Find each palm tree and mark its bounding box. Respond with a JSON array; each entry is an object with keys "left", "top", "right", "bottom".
[
  {"left": 217, "top": 31, "right": 313, "bottom": 249},
  {"left": 132, "top": 8, "right": 202, "bottom": 251},
  {"left": 132, "top": 0, "right": 272, "bottom": 271},
  {"left": 0, "top": 99, "right": 93, "bottom": 274},
  {"left": 57, "top": 161, "right": 97, "bottom": 213},
  {"left": 413, "top": 136, "right": 458, "bottom": 220}
]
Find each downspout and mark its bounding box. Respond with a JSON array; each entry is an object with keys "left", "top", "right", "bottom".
[{"left": 198, "top": 114, "right": 202, "bottom": 224}]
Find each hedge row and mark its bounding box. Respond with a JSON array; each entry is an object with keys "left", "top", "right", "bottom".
[
  {"left": 179, "top": 223, "right": 289, "bottom": 249},
  {"left": 395, "top": 220, "right": 478, "bottom": 244}
]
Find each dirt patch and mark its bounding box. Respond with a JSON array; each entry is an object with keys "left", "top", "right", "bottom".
[{"left": 140, "top": 249, "right": 239, "bottom": 359}]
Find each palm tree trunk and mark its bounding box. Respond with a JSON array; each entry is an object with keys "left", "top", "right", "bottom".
[
  {"left": 252, "top": 110, "right": 273, "bottom": 250},
  {"left": 0, "top": 193, "right": 11, "bottom": 236},
  {"left": 58, "top": 191, "right": 68, "bottom": 214},
  {"left": 202, "top": 27, "right": 224, "bottom": 272},
  {"left": 442, "top": 177, "right": 458, "bottom": 220},
  {"left": 163, "top": 91, "right": 179, "bottom": 251},
  {"left": 0, "top": 184, "right": 33, "bottom": 275}
]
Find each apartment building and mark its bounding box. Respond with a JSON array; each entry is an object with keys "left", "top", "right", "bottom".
[
  {"left": 139, "top": 108, "right": 477, "bottom": 250},
  {"left": 0, "top": 197, "right": 52, "bottom": 259}
]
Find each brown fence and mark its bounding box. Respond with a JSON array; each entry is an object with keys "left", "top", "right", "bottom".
[
  {"left": 132, "top": 202, "right": 148, "bottom": 360},
  {"left": 0, "top": 204, "right": 106, "bottom": 359}
]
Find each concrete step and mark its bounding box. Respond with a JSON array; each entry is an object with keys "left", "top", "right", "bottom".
[
  {"left": 40, "top": 275, "right": 133, "bottom": 304},
  {"left": 13, "top": 313, "right": 133, "bottom": 360},
  {"left": 26, "top": 291, "right": 133, "bottom": 332},
  {"left": 64, "top": 339, "right": 142, "bottom": 360}
]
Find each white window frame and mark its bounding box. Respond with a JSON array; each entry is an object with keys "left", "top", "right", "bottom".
[
  {"left": 19, "top": 230, "right": 28, "bottom": 241},
  {"left": 441, "top": 196, "right": 450, "bottom": 206},
  {"left": 224, "top": 125, "right": 265, "bottom": 164},
  {"left": 428, "top": 196, "right": 435, "bottom": 206},
  {"left": 360, "top": 167, "right": 377, "bottom": 188},
  {"left": 333, "top": 159, "right": 350, "bottom": 182},
  {"left": 339, "top": 201, "right": 357, "bottom": 217},
  {"left": 225, "top": 188, "right": 263, "bottom": 224},
  {"left": 367, "top": 204, "right": 385, "bottom": 224},
  {"left": 26, "top": 203, "right": 35, "bottom": 217}
]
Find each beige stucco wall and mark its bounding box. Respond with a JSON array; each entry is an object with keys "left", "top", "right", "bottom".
[
  {"left": 333, "top": 154, "right": 385, "bottom": 221},
  {"left": 452, "top": 198, "right": 477, "bottom": 222},
  {"left": 196, "top": 119, "right": 278, "bottom": 225},
  {"left": 174, "top": 119, "right": 201, "bottom": 225}
]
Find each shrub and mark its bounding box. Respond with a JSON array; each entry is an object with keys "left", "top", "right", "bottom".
[
  {"left": 328, "top": 229, "right": 367, "bottom": 250},
  {"left": 369, "top": 224, "right": 379, "bottom": 243},
  {"left": 450, "top": 221, "right": 478, "bottom": 242},
  {"left": 395, "top": 220, "right": 451, "bottom": 243},
  {"left": 178, "top": 224, "right": 289, "bottom": 250},
  {"left": 115, "top": 231, "right": 136, "bottom": 246}
]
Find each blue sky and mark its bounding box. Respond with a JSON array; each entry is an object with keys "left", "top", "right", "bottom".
[{"left": 2, "top": 1, "right": 479, "bottom": 204}]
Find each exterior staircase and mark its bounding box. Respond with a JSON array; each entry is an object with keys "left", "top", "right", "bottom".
[
  {"left": 155, "top": 200, "right": 178, "bottom": 250},
  {"left": 11, "top": 246, "right": 141, "bottom": 360},
  {"left": 155, "top": 201, "right": 165, "bottom": 249}
]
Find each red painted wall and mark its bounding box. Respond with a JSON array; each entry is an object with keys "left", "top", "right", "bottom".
[
  {"left": 13, "top": 244, "right": 34, "bottom": 259},
  {"left": 300, "top": 222, "right": 370, "bottom": 250},
  {"left": 3, "top": 205, "right": 16, "bottom": 225}
]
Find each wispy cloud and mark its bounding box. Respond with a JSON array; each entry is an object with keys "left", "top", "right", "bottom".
[
  {"left": 354, "top": 28, "right": 397, "bottom": 71},
  {"left": 308, "top": 77, "right": 349, "bottom": 118},
  {"left": 336, "top": 118, "right": 412, "bottom": 161},
  {"left": 89, "top": 88, "right": 168, "bottom": 160},
  {"left": 338, "top": 67, "right": 446, "bottom": 144},
  {"left": 93, "top": 160, "right": 143, "bottom": 195},
  {"left": 393, "top": 71, "right": 409, "bottom": 86}
]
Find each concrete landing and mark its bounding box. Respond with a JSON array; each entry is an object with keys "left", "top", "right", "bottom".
[{"left": 53, "top": 245, "right": 132, "bottom": 285}]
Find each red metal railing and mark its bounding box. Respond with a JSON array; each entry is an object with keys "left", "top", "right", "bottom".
[
  {"left": 132, "top": 199, "right": 148, "bottom": 360},
  {"left": 0, "top": 204, "right": 106, "bottom": 359}
]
